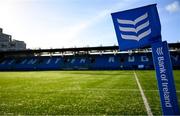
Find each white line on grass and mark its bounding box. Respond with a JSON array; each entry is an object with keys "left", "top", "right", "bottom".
[{"left": 133, "top": 71, "right": 153, "bottom": 116}]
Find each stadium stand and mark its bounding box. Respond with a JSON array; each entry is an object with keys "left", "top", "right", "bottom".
[{"left": 0, "top": 43, "right": 179, "bottom": 71}]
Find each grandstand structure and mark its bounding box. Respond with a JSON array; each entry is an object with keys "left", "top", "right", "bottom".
[{"left": 0, "top": 43, "right": 179, "bottom": 71}]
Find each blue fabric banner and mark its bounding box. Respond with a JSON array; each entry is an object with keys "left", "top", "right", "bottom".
[
  {"left": 111, "top": 4, "right": 161, "bottom": 51},
  {"left": 152, "top": 41, "right": 179, "bottom": 115},
  {"left": 111, "top": 4, "right": 179, "bottom": 115}
]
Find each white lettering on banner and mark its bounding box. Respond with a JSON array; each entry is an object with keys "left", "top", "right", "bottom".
[
  {"left": 108, "top": 57, "right": 115, "bottom": 63},
  {"left": 1, "top": 60, "right": 6, "bottom": 65},
  {"left": 157, "top": 48, "right": 172, "bottom": 108},
  {"left": 46, "top": 59, "right": 51, "bottom": 64},
  {"left": 128, "top": 56, "right": 135, "bottom": 62},
  {"left": 171, "top": 55, "right": 179, "bottom": 62},
  {"left": 21, "top": 59, "right": 27, "bottom": 64},
  {"left": 55, "top": 58, "right": 61, "bottom": 64},
  {"left": 80, "top": 59, "right": 86, "bottom": 63},
  {"left": 141, "top": 56, "right": 149, "bottom": 62},
  {"left": 71, "top": 59, "right": 75, "bottom": 64},
  {"left": 8, "top": 59, "right": 15, "bottom": 65},
  {"left": 28, "top": 59, "right": 37, "bottom": 64},
  {"left": 162, "top": 83, "right": 172, "bottom": 107}
]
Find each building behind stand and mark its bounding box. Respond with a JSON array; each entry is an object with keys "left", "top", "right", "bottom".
[{"left": 0, "top": 28, "right": 26, "bottom": 51}]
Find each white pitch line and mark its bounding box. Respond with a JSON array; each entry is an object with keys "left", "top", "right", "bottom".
[{"left": 133, "top": 71, "right": 153, "bottom": 116}]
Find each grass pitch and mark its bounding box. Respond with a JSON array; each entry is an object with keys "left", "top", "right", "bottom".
[{"left": 0, "top": 70, "right": 180, "bottom": 115}]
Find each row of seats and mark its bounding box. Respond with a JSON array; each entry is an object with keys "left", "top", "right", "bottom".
[{"left": 0, "top": 52, "right": 179, "bottom": 70}]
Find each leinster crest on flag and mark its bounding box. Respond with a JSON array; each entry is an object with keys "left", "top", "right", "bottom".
[{"left": 111, "top": 4, "right": 161, "bottom": 51}]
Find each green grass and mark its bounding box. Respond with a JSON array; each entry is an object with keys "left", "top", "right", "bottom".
[{"left": 0, "top": 70, "right": 179, "bottom": 115}]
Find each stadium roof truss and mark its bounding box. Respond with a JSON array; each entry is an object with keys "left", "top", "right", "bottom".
[{"left": 0, "top": 43, "right": 179, "bottom": 57}]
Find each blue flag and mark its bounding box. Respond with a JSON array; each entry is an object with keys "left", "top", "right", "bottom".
[
  {"left": 111, "top": 4, "right": 161, "bottom": 51},
  {"left": 111, "top": 4, "right": 180, "bottom": 115}
]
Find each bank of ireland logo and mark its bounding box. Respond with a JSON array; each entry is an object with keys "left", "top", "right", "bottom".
[
  {"left": 117, "top": 12, "right": 151, "bottom": 41},
  {"left": 156, "top": 47, "right": 163, "bottom": 56}
]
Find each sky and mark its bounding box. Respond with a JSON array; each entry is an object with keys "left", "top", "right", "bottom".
[{"left": 0, "top": 0, "right": 180, "bottom": 49}]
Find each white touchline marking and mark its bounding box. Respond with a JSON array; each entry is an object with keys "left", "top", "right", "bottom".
[{"left": 133, "top": 71, "right": 153, "bottom": 116}]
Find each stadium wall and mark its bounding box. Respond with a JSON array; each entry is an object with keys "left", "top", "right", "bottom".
[{"left": 0, "top": 51, "right": 179, "bottom": 71}]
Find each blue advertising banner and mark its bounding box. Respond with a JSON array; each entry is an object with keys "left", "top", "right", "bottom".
[
  {"left": 152, "top": 41, "right": 179, "bottom": 115},
  {"left": 111, "top": 4, "right": 161, "bottom": 51},
  {"left": 111, "top": 4, "right": 179, "bottom": 115}
]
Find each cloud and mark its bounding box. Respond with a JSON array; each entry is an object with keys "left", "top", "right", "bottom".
[{"left": 166, "top": 1, "right": 180, "bottom": 13}]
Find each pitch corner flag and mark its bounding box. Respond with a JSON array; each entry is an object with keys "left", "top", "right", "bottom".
[
  {"left": 111, "top": 4, "right": 180, "bottom": 115},
  {"left": 111, "top": 4, "right": 161, "bottom": 51}
]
